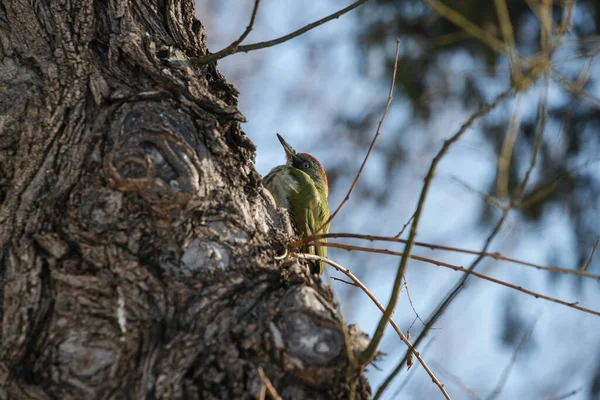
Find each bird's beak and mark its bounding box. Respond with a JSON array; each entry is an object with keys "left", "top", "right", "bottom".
[{"left": 276, "top": 133, "right": 296, "bottom": 164}]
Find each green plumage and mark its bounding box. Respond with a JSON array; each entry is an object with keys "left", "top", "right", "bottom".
[{"left": 263, "top": 135, "right": 330, "bottom": 274}]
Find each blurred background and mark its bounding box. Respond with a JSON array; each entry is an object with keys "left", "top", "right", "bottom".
[{"left": 197, "top": 1, "right": 600, "bottom": 398}]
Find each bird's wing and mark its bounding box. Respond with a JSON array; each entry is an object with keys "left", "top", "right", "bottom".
[
  {"left": 287, "top": 169, "right": 320, "bottom": 237},
  {"left": 263, "top": 165, "right": 296, "bottom": 210},
  {"left": 313, "top": 191, "right": 329, "bottom": 275},
  {"left": 288, "top": 170, "right": 329, "bottom": 274}
]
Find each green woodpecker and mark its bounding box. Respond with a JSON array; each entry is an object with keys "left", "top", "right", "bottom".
[{"left": 263, "top": 134, "right": 330, "bottom": 274}]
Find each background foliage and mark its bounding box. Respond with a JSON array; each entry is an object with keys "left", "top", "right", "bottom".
[{"left": 200, "top": 0, "right": 600, "bottom": 398}]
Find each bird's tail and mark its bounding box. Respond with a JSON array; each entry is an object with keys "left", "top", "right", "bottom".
[{"left": 313, "top": 237, "right": 327, "bottom": 275}]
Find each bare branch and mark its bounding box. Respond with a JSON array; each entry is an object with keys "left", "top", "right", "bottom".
[
  {"left": 257, "top": 367, "right": 282, "bottom": 400},
  {"left": 194, "top": 0, "right": 262, "bottom": 65},
  {"left": 331, "top": 276, "right": 358, "bottom": 286},
  {"left": 394, "top": 212, "right": 415, "bottom": 238},
  {"left": 233, "top": 0, "right": 262, "bottom": 47},
  {"left": 391, "top": 338, "right": 436, "bottom": 397},
  {"left": 359, "top": 87, "right": 514, "bottom": 367},
  {"left": 581, "top": 237, "right": 600, "bottom": 273},
  {"left": 374, "top": 211, "right": 508, "bottom": 399},
  {"left": 317, "top": 241, "right": 600, "bottom": 317},
  {"left": 496, "top": 95, "right": 523, "bottom": 198},
  {"left": 494, "top": 0, "right": 522, "bottom": 84},
  {"left": 403, "top": 278, "right": 424, "bottom": 326},
  {"left": 552, "top": 69, "right": 600, "bottom": 109},
  {"left": 513, "top": 74, "right": 548, "bottom": 199},
  {"left": 193, "top": 0, "right": 372, "bottom": 66},
  {"left": 296, "top": 253, "right": 452, "bottom": 400},
  {"left": 295, "top": 232, "right": 600, "bottom": 281},
  {"left": 318, "top": 38, "right": 401, "bottom": 232}
]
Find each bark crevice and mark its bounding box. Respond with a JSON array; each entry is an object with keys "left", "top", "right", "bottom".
[{"left": 0, "top": 0, "right": 372, "bottom": 398}]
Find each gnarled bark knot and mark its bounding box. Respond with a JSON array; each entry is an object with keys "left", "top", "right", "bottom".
[{"left": 103, "top": 103, "right": 208, "bottom": 205}]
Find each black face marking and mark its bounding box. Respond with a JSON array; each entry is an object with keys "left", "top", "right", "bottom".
[{"left": 293, "top": 155, "right": 314, "bottom": 171}]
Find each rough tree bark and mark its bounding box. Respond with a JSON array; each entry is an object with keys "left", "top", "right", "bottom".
[{"left": 0, "top": 0, "right": 372, "bottom": 399}]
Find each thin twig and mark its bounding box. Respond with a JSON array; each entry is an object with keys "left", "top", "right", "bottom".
[
  {"left": 405, "top": 329, "right": 413, "bottom": 370},
  {"left": 432, "top": 361, "right": 481, "bottom": 400},
  {"left": 394, "top": 212, "right": 415, "bottom": 238},
  {"left": 494, "top": 0, "right": 522, "bottom": 85},
  {"left": 486, "top": 319, "right": 538, "bottom": 400},
  {"left": 557, "top": 0, "right": 575, "bottom": 36},
  {"left": 552, "top": 69, "right": 600, "bottom": 109},
  {"left": 513, "top": 73, "right": 548, "bottom": 200},
  {"left": 295, "top": 253, "right": 452, "bottom": 400},
  {"left": 422, "top": 0, "right": 506, "bottom": 53},
  {"left": 359, "top": 87, "right": 514, "bottom": 367},
  {"left": 318, "top": 38, "right": 401, "bottom": 233},
  {"left": 496, "top": 95, "right": 523, "bottom": 198},
  {"left": 294, "top": 232, "right": 600, "bottom": 281},
  {"left": 403, "top": 278, "right": 424, "bottom": 325},
  {"left": 374, "top": 211, "right": 508, "bottom": 399},
  {"left": 193, "top": 0, "right": 372, "bottom": 65},
  {"left": 194, "top": 0, "right": 261, "bottom": 65},
  {"left": 544, "top": 387, "right": 583, "bottom": 400},
  {"left": 406, "top": 316, "right": 419, "bottom": 337},
  {"left": 581, "top": 237, "right": 599, "bottom": 273},
  {"left": 331, "top": 276, "right": 358, "bottom": 286},
  {"left": 452, "top": 176, "right": 505, "bottom": 210},
  {"left": 391, "top": 338, "right": 436, "bottom": 397},
  {"left": 257, "top": 367, "right": 282, "bottom": 400},
  {"left": 316, "top": 241, "right": 600, "bottom": 317},
  {"left": 539, "top": 0, "right": 552, "bottom": 54},
  {"left": 233, "top": 0, "right": 262, "bottom": 47},
  {"left": 258, "top": 385, "right": 266, "bottom": 400},
  {"left": 516, "top": 156, "right": 600, "bottom": 209}
]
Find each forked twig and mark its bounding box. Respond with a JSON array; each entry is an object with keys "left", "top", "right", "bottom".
[
  {"left": 360, "top": 87, "right": 515, "bottom": 367},
  {"left": 403, "top": 278, "right": 424, "bottom": 325},
  {"left": 195, "top": 0, "right": 262, "bottom": 65},
  {"left": 193, "top": 0, "right": 372, "bottom": 65}
]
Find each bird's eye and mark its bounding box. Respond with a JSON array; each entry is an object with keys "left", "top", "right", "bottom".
[{"left": 302, "top": 162, "right": 310, "bottom": 169}]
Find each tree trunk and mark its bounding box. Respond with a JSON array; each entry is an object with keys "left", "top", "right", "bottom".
[{"left": 0, "top": 0, "right": 371, "bottom": 398}]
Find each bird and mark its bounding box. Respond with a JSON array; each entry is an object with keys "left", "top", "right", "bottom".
[{"left": 263, "top": 133, "right": 330, "bottom": 275}]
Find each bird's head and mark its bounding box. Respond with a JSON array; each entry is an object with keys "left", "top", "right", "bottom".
[{"left": 276, "top": 133, "right": 328, "bottom": 196}]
